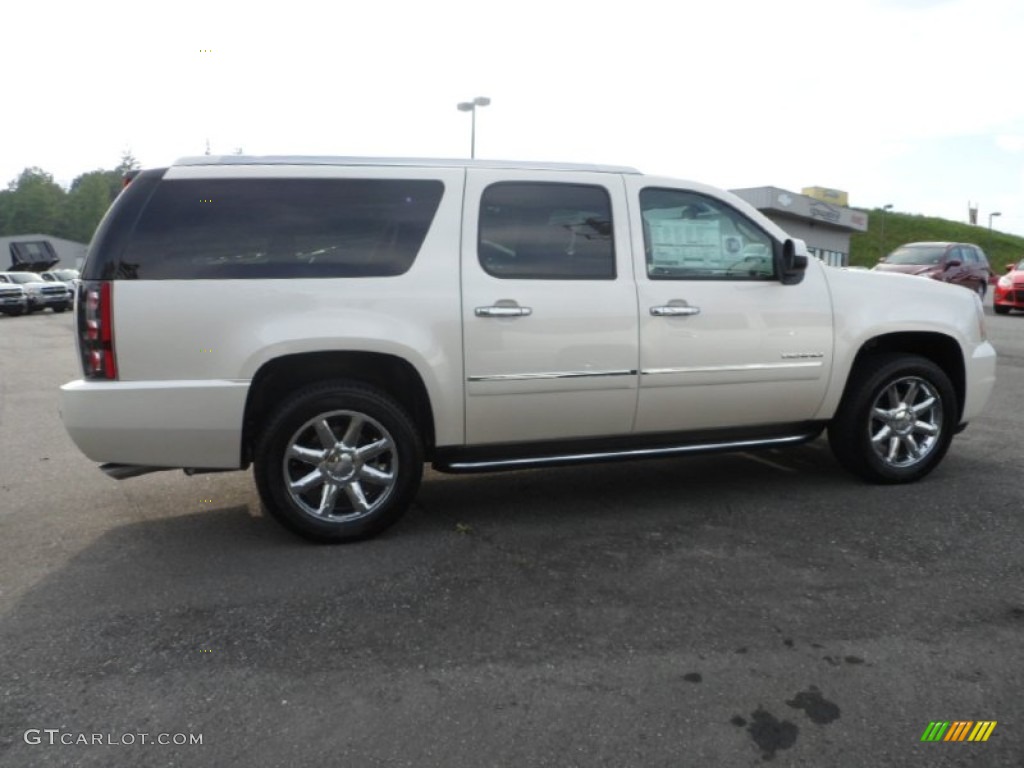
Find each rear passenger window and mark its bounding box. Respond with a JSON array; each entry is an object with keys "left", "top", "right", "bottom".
[
  {"left": 478, "top": 183, "right": 615, "bottom": 280},
  {"left": 118, "top": 178, "right": 444, "bottom": 279}
]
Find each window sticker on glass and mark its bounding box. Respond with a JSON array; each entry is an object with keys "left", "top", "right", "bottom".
[{"left": 647, "top": 214, "right": 722, "bottom": 269}]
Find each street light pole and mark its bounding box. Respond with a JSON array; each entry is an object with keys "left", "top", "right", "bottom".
[
  {"left": 457, "top": 96, "right": 491, "bottom": 159},
  {"left": 879, "top": 203, "right": 893, "bottom": 259},
  {"left": 988, "top": 211, "right": 1002, "bottom": 258}
]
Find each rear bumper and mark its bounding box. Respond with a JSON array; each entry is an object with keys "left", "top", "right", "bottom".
[
  {"left": 961, "top": 341, "right": 997, "bottom": 424},
  {"left": 60, "top": 379, "right": 250, "bottom": 469}
]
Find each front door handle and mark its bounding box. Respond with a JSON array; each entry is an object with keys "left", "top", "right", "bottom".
[
  {"left": 475, "top": 305, "right": 533, "bottom": 318},
  {"left": 650, "top": 304, "right": 700, "bottom": 317}
]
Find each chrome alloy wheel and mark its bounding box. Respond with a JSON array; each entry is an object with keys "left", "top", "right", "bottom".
[
  {"left": 282, "top": 410, "right": 398, "bottom": 522},
  {"left": 868, "top": 376, "right": 943, "bottom": 469}
]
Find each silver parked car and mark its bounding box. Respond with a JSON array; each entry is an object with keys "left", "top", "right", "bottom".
[
  {"left": 41, "top": 269, "right": 82, "bottom": 290},
  {"left": 0, "top": 281, "right": 28, "bottom": 316},
  {"left": 0, "top": 272, "right": 72, "bottom": 313}
]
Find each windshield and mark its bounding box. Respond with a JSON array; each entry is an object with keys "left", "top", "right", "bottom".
[
  {"left": 885, "top": 245, "right": 947, "bottom": 265},
  {"left": 2, "top": 273, "right": 45, "bottom": 284},
  {"left": 51, "top": 270, "right": 79, "bottom": 279}
]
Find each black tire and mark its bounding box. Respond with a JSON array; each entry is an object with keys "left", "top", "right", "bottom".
[
  {"left": 254, "top": 380, "right": 423, "bottom": 543},
  {"left": 828, "top": 354, "right": 957, "bottom": 484},
  {"left": 994, "top": 304, "right": 1010, "bottom": 315},
  {"left": 976, "top": 282, "right": 987, "bottom": 299}
]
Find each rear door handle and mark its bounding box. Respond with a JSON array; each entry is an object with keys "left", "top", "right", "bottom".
[
  {"left": 475, "top": 305, "right": 533, "bottom": 318},
  {"left": 650, "top": 304, "right": 700, "bottom": 317}
]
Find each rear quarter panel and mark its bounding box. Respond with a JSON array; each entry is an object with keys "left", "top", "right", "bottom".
[{"left": 111, "top": 166, "right": 467, "bottom": 447}]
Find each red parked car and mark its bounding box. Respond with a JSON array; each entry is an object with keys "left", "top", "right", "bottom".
[
  {"left": 873, "top": 242, "right": 992, "bottom": 298},
  {"left": 994, "top": 259, "right": 1024, "bottom": 315}
]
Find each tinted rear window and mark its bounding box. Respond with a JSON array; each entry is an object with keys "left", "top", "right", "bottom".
[{"left": 103, "top": 178, "right": 444, "bottom": 279}]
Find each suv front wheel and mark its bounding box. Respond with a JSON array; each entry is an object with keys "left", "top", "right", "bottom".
[
  {"left": 828, "top": 354, "right": 956, "bottom": 484},
  {"left": 254, "top": 381, "right": 423, "bottom": 542}
]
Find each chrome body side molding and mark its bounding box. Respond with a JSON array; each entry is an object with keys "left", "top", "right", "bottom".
[
  {"left": 433, "top": 426, "right": 823, "bottom": 473},
  {"left": 468, "top": 369, "right": 638, "bottom": 383},
  {"left": 642, "top": 362, "right": 823, "bottom": 375}
]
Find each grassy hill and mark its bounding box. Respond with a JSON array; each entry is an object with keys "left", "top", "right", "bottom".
[{"left": 848, "top": 208, "right": 1024, "bottom": 271}]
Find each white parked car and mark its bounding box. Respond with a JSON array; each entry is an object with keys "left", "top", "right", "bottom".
[
  {"left": 0, "top": 272, "right": 71, "bottom": 313},
  {"left": 41, "top": 268, "right": 81, "bottom": 291},
  {"left": 60, "top": 156, "right": 997, "bottom": 542}
]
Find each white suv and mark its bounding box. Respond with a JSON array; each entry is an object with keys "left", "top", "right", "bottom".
[{"left": 60, "top": 156, "right": 997, "bottom": 542}]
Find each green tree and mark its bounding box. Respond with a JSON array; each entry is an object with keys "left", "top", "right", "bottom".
[
  {"left": 0, "top": 168, "right": 67, "bottom": 237},
  {"left": 0, "top": 189, "right": 13, "bottom": 234},
  {"left": 115, "top": 150, "right": 140, "bottom": 177},
  {"left": 63, "top": 171, "right": 118, "bottom": 243}
]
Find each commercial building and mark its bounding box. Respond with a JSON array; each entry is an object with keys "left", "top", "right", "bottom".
[{"left": 731, "top": 186, "right": 868, "bottom": 267}]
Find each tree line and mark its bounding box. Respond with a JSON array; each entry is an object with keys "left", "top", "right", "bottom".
[{"left": 0, "top": 153, "right": 140, "bottom": 244}]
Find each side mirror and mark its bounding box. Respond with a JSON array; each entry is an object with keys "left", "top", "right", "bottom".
[
  {"left": 944, "top": 259, "right": 961, "bottom": 269},
  {"left": 1007, "top": 264, "right": 1016, "bottom": 273},
  {"left": 778, "top": 239, "right": 807, "bottom": 285},
  {"left": 878, "top": 256, "right": 888, "bottom": 263}
]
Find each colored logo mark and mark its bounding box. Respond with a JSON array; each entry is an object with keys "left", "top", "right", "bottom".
[{"left": 920, "top": 721, "right": 997, "bottom": 742}]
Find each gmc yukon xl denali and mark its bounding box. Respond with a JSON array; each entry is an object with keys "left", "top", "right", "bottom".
[{"left": 60, "top": 156, "right": 997, "bottom": 542}]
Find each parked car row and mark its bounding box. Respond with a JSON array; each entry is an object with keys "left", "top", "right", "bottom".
[{"left": 0, "top": 270, "right": 78, "bottom": 316}]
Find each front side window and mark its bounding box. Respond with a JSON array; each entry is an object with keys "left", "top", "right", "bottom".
[
  {"left": 478, "top": 182, "right": 615, "bottom": 280},
  {"left": 117, "top": 178, "right": 445, "bottom": 279},
  {"left": 640, "top": 188, "right": 775, "bottom": 280}
]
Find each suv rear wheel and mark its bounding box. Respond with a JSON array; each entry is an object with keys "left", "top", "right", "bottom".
[
  {"left": 828, "top": 354, "right": 956, "bottom": 483},
  {"left": 254, "top": 381, "right": 423, "bottom": 542}
]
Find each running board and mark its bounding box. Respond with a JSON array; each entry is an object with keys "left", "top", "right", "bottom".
[
  {"left": 99, "top": 464, "right": 237, "bottom": 480},
  {"left": 433, "top": 430, "right": 821, "bottom": 474}
]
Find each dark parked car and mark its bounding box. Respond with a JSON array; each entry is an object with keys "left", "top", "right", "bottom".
[
  {"left": 994, "top": 259, "right": 1024, "bottom": 315},
  {"left": 872, "top": 242, "right": 992, "bottom": 297}
]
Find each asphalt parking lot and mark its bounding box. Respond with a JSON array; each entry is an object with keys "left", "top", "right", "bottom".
[{"left": 1, "top": 304, "right": 1022, "bottom": 767}]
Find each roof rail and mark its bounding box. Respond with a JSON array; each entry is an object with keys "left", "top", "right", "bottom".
[{"left": 172, "top": 155, "right": 642, "bottom": 175}]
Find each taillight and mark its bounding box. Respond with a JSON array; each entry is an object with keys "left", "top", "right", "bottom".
[{"left": 78, "top": 281, "right": 117, "bottom": 379}]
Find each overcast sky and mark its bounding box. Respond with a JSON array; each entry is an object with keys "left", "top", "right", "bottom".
[{"left": 4, "top": 0, "right": 1023, "bottom": 235}]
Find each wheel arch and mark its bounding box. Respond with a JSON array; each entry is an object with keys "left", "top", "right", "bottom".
[
  {"left": 241, "top": 351, "right": 436, "bottom": 466},
  {"left": 841, "top": 332, "right": 965, "bottom": 421}
]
